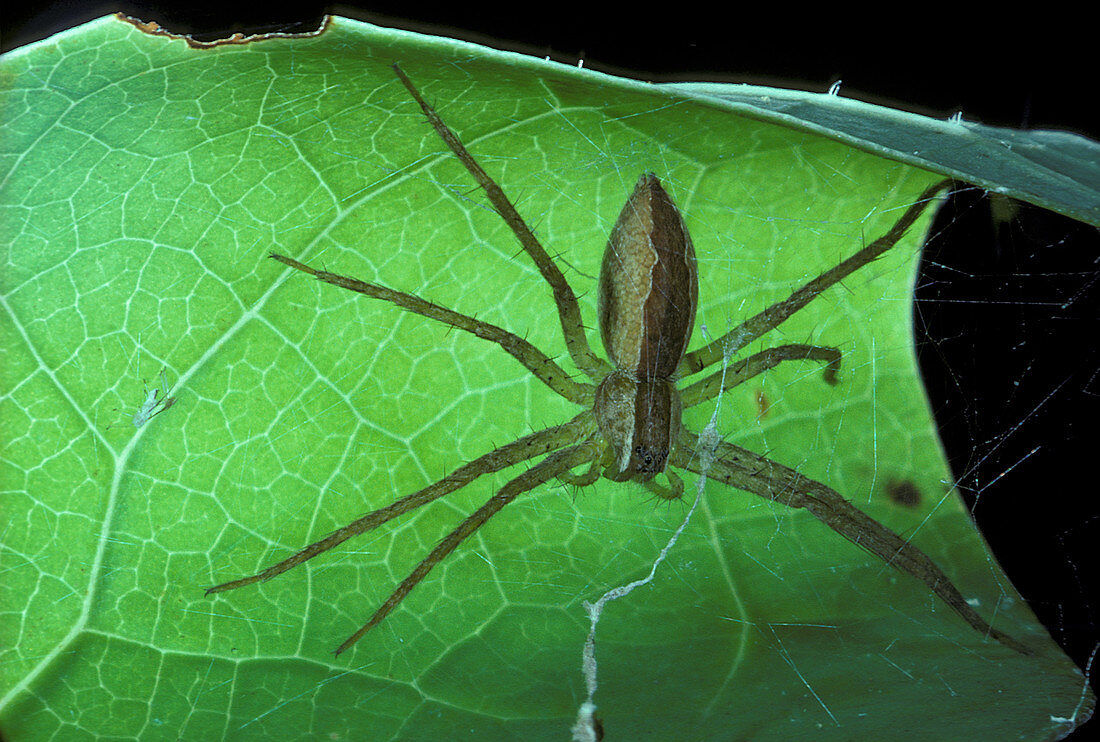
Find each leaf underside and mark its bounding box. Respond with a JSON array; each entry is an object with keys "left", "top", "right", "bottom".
[{"left": 0, "top": 14, "right": 1093, "bottom": 742}]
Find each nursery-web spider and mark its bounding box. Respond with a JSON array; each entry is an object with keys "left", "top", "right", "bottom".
[{"left": 208, "top": 65, "right": 1029, "bottom": 657}]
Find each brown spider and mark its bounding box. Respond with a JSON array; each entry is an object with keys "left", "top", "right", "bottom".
[{"left": 207, "top": 65, "right": 1029, "bottom": 657}]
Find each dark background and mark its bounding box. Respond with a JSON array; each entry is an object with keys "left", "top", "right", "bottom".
[{"left": 5, "top": 4, "right": 1098, "bottom": 738}]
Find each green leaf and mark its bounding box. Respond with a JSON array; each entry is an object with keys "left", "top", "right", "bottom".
[
  {"left": 665, "top": 82, "right": 1100, "bottom": 227},
  {"left": 1, "top": 14, "right": 1094, "bottom": 741}
]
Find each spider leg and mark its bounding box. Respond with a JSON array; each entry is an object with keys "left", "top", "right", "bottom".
[
  {"left": 680, "top": 344, "right": 841, "bottom": 409},
  {"left": 671, "top": 430, "right": 1032, "bottom": 655},
  {"left": 678, "top": 179, "right": 955, "bottom": 378},
  {"left": 392, "top": 64, "right": 611, "bottom": 382},
  {"left": 558, "top": 458, "right": 601, "bottom": 487},
  {"left": 271, "top": 254, "right": 592, "bottom": 406},
  {"left": 335, "top": 436, "right": 602, "bottom": 654},
  {"left": 207, "top": 412, "right": 597, "bottom": 596},
  {"left": 643, "top": 470, "right": 684, "bottom": 500}
]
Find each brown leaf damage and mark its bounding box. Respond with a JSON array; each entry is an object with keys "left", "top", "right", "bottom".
[{"left": 115, "top": 13, "right": 330, "bottom": 49}]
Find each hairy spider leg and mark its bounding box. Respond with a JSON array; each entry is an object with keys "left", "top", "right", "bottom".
[
  {"left": 336, "top": 438, "right": 601, "bottom": 654},
  {"left": 672, "top": 431, "right": 1032, "bottom": 655},
  {"left": 207, "top": 413, "right": 597, "bottom": 596},
  {"left": 557, "top": 456, "right": 602, "bottom": 488},
  {"left": 642, "top": 469, "right": 685, "bottom": 500},
  {"left": 268, "top": 254, "right": 591, "bottom": 406},
  {"left": 392, "top": 64, "right": 611, "bottom": 382},
  {"left": 679, "top": 344, "right": 842, "bottom": 409},
  {"left": 678, "top": 179, "right": 956, "bottom": 378}
]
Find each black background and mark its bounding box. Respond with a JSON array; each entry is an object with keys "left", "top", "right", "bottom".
[{"left": 4, "top": 4, "right": 1098, "bottom": 740}]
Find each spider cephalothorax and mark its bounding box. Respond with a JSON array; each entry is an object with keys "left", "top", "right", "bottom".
[{"left": 207, "top": 65, "right": 1029, "bottom": 658}]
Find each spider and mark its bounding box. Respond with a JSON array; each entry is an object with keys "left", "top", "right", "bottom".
[
  {"left": 207, "top": 64, "right": 1029, "bottom": 657},
  {"left": 132, "top": 367, "right": 176, "bottom": 428}
]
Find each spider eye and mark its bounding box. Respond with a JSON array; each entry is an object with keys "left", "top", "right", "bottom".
[{"left": 632, "top": 445, "right": 667, "bottom": 473}]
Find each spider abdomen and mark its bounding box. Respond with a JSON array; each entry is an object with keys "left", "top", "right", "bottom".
[{"left": 597, "top": 173, "right": 698, "bottom": 381}]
